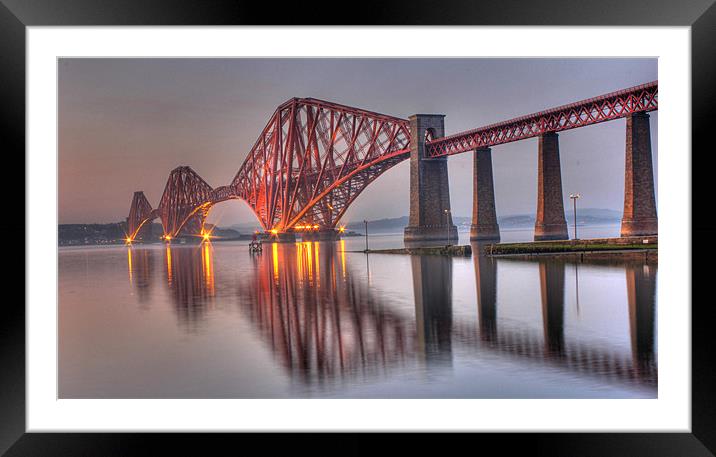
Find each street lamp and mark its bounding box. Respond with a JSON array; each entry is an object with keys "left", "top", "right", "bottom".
[
  {"left": 444, "top": 209, "right": 451, "bottom": 246},
  {"left": 363, "top": 219, "right": 369, "bottom": 252},
  {"left": 569, "top": 193, "right": 581, "bottom": 240}
]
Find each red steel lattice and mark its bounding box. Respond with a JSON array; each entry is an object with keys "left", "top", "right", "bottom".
[
  {"left": 126, "top": 191, "right": 157, "bottom": 239},
  {"left": 229, "top": 98, "right": 411, "bottom": 231},
  {"left": 127, "top": 98, "right": 411, "bottom": 238},
  {"left": 426, "top": 81, "right": 658, "bottom": 158}
]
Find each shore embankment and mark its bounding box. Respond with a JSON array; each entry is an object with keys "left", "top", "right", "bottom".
[
  {"left": 483, "top": 236, "right": 657, "bottom": 263},
  {"left": 349, "top": 235, "right": 657, "bottom": 261},
  {"left": 354, "top": 245, "right": 472, "bottom": 256}
]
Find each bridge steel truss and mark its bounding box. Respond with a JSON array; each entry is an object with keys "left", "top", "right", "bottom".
[
  {"left": 126, "top": 81, "right": 657, "bottom": 240},
  {"left": 230, "top": 98, "right": 411, "bottom": 231},
  {"left": 126, "top": 98, "right": 411, "bottom": 239},
  {"left": 425, "top": 81, "right": 658, "bottom": 158}
]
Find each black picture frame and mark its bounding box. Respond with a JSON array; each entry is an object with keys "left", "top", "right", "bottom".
[{"left": 6, "top": 0, "right": 713, "bottom": 455}]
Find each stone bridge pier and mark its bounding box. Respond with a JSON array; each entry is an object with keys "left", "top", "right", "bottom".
[
  {"left": 534, "top": 132, "right": 569, "bottom": 241},
  {"left": 621, "top": 112, "right": 658, "bottom": 237},
  {"left": 470, "top": 147, "right": 501, "bottom": 241},
  {"left": 404, "top": 114, "right": 458, "bottom": 245}
]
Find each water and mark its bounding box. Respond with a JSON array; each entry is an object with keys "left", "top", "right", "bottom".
[{"left": 58, "top": 225, "right": 657, "bottom": 399}]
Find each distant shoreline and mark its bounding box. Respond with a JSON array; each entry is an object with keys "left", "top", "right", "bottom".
[{"left": 57, "top": 211, "right": 624, "bottom": 246}]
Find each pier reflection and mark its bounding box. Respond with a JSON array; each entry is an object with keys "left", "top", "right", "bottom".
[
  {"left": 126, "top": 247, "right": 153, "bottom": 303},
  {"left": 411, "top": 255, "right": 453, "bottom": 364},
  {"left": 472, "top": 243, "right": 497, "bottom": 342},
  {"left": 627, "top": 263, "right": 657, "bottom": 373},
  {"left": 540, "top": 261, "right": 565, "bottom": 356},
  {"left": 161, "top": 244, "right": 215, "bottom": 330}
]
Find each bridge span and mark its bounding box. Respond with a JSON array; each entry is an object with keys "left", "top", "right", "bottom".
[{"left": 126, "top": 81, "right": 658, "bottom": 243}]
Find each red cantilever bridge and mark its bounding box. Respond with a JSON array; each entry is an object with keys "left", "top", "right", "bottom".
[{"left": 126, "top": 81, "right": 658, "bottom": 242}]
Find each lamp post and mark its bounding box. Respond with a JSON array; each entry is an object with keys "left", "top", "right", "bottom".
[
  {"left": 444, "top": 209, "right": 451, "bottom": 246},
  {"left": 364, "top": 219, "right": 368, "bottom": 252},
  {"left": 569, "top": 193, "right": 581, "bottom": 240}
]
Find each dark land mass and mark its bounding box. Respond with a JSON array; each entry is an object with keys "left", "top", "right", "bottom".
[
  {"left": 59, "top": 222, "right": 248, "bottom": 246},
  {"left": 59, "top": 223, "right": 129, "bottom": 246}
]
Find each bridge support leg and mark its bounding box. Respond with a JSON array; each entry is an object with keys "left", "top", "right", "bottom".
[
  {"left": 621, "top": 112, "right": 658, "bottom": 237},
  {"left": 175, "top": 210, "right": 209, "bottom": 242},
  {"left": 470, "top": 147, "right": 500, "bottom": 242},
  {"left": 403, "top": 114, "right": 458, "bottom": 245},
  {"left": 534, "top": 132, "right": 568, "bottom": 241}
]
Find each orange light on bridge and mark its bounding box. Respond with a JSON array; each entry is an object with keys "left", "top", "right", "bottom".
[
  {"left": 270, "top": 229, "right": 278, "bottom": 236},
  {"left": 338, "top": 225, "right": 345, "bottom": 233}
]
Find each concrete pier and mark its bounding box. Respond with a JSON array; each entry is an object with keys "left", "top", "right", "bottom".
[
  {"left": 404, "top": 114, "right": 458, "bottom": 244},
  {"left": 470, "top": 147, "right": 500, "bottom": 242},
  {"left": 534, "top": 132, "right": 569, "bottom": 241},
  {"left": 621, "top": 112, "right": 658, "bottom": 237}
]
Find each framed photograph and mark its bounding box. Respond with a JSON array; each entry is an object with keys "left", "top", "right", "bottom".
[{"left": 8, "top": 0, "right": 713, "bottom": 454}]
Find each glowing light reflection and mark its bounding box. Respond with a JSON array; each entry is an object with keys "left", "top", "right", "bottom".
[
  {"left": 272, "top": 243, "right": 279, "bottom": 281},
  {"left": 202, "top": 242, "right": 215, "bottom": 295},
  {"left": 127, "top": 247, "right": 133, "bottom": 283},
  {"left": 165, "top": 246, "right": 173, "bottom": 284},
  {"left": 340, "top": 239, "right": 346, "bottom": 277}
]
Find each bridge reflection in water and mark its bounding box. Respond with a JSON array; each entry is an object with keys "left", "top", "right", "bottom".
[{"left": 126, "top": 242, "right": 657, "bottom": 388}]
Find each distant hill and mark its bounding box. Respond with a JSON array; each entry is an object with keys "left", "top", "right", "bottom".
[
  {"left": 222, "top": 208, "right": 620, "bottom": 234},
  {"left": 226, "top": 222, "right": 263, "bottom": 233},
  {"left": 342, "top": 208, "right": 621, "bottom": 232},
  {"left": 499, "top": 208, "right": 621, "bottom": 228}
]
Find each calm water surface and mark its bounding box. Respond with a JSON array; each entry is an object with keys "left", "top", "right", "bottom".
[{"left": 59, "top": 226, "right": 657, "bottom": 398}]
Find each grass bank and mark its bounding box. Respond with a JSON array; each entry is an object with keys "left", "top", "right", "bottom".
[{"left": 356, "top": 245, "right": 472, "bottom": 257}]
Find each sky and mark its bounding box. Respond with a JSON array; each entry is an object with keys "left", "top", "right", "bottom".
[{"left": 58, "top": 58, "right": 657, "bottom": 226}]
